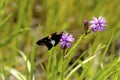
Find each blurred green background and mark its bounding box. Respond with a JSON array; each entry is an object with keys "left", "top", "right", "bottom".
[{"left": 0, "top": 0, "right": 120, "bottom": 80}]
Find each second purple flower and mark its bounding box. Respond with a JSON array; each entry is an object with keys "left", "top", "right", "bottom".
[{"left": 89, "top": 16, "right": 107, "bottom": 32}]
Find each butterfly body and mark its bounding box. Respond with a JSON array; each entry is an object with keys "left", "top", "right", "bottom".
[{"left": 37, "top": 32, "right": 63, "bottom": 50}]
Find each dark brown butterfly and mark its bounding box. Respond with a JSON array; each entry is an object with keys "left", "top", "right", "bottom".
[{"left": 36, "top": 32, "right": 63, "bottom": 50}]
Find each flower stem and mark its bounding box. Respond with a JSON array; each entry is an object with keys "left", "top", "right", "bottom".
[{"left": 61, "top": 49, "right": 66, "bottom": 80}]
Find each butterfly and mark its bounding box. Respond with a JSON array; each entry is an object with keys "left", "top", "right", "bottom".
[{"left": 36, "top": 32, "right": 63, "bottom": 50}]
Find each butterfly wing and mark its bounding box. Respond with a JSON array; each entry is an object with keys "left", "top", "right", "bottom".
[
  {"left": 36, "top": 36, "right": 53, "bottom": 50},
  {"left": 36, "top": 32, "right": 63, "bottom": 50},
  {"left": 51, "top": 32, "right": 63, "bottom": 46}
]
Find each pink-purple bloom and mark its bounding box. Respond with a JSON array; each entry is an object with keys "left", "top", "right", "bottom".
[
  {"left": 89, "top": 16, "right": 107, "bottom": 32},
  {"left": 60, "top": 32, "right": 75, "bottom": 49}
]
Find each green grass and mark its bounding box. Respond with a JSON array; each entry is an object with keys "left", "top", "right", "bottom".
[{"left": 0, "top": 0, "right": 120, "bottom": 80}]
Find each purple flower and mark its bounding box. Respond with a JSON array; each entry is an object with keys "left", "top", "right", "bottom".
[
  {"left": 89, "top": 16, "right": 107, "bottom": 32},
  {"left": 60, "top": 32, "right": 75, "bottom": 49}
]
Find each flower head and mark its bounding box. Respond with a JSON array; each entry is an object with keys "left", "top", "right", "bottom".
[
  {"left": 60, "top": 32, "right": 75, "bottom": 49},
  {"left": 89, "top": 16, "right": 107, "bottom": 32}
]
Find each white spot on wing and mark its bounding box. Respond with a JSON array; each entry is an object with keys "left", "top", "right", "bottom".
[{"left": 51, "top": 40, "right": 55, "bottom": 46}]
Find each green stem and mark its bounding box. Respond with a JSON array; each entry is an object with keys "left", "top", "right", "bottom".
[
  {"left": 61, "top": 49, "right": 66, "bottom": 80},
  {"left": 65, "top": 54, "right": 96, "bottom": 80}
]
